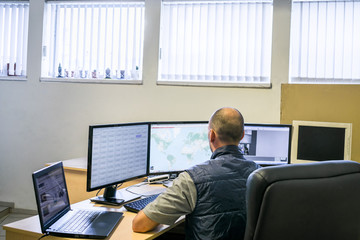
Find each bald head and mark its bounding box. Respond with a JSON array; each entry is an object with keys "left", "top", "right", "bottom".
[{"left": 209, "top": 107, "right": 244, "bottom": 145}]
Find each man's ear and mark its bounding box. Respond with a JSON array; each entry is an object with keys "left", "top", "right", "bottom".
[
  {"left": 240, "top": 130, "right": 245, "bottom": 140},
  {"left": 209, "top": 129, "right": 216, "bottom": 142}
]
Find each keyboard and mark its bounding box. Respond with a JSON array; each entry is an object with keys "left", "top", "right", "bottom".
[
  {"left": 124, "top": 194, "right": 160, "bottom": 213},
  {"left": 58, "top": 210, "right": 100, "bottom": 233}
]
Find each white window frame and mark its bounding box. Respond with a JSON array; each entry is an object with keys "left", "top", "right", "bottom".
[
  {"left": 290, "top": 0, "right": 360, "bottom": 84},
  {"left": 158, "top": 0, "right": 274, "bottom": 88},
  {"left": 0, "top": 1, "right": 29, "bottom": 81},
  {"left": 41, "top": 0, "right": 145, "bottom": 84}
]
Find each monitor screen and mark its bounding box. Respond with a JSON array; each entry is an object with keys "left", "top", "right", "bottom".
[
  {"left": 149, "top": 121, "right": 211, "bottom": 174},
  {"left": 298, "top": 126, "right": 344, "bottom": 161},
  {"left": 291, "top": 120, "right": 352, "bottom": 163},
  {"left": 240, "top": 124, "right": 292, "bottom": 166},
  {"left": 87, "top": 122, "right": 149, "bottom": 193}
]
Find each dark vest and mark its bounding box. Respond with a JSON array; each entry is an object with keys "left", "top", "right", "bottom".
[{"left": 185, "top": 145, "right": 259, "bottom": 240}]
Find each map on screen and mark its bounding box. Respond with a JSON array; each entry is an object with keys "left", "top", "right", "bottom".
[{"left": 149, "top": 122, "right": 211, "bottom": 174}]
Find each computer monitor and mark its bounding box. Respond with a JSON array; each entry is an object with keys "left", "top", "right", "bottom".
[
  {"left": 240, "top": 124, "right": 292, "bottom": 166},
  {"left": 149, "top": 122, "right": 292, "bottom": 173},
  {"left": 291, "top": 120, "right": 352, "bottom": 164},
  {"left": 149, "top": 121, "right": 211, "bottom": 175},
  {"left": 87, "top": 122, "right": 149, "bottom": 205}
]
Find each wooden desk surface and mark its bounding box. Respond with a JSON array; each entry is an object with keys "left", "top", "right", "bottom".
[
  {"left": 4, "top": 196, "right": 184, "bottom": 240},
  {"left": 5, "top": 159, "right": 184, "bottom": 239}
]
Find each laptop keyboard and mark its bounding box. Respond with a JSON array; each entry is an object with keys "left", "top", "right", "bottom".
[
  {"left": 124, "top": 194, "right": 160, "bottom": 213},
  {"left": 58, "top": 210, "right": 101, "bottom": 233}
]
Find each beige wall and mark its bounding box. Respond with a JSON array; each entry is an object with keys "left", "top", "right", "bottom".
[
  {"left": 281, "top": 84, "right": 360, "bottom": 163},
  {"left": 0, "top": 0, "right": 291, "bottom": 210}
]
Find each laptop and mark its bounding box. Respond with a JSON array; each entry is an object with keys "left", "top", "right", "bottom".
[{"left": 32, "top": 162, "right": 123, "bottom": 239}]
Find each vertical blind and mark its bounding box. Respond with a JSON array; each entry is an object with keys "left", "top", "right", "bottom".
[
  {"left": 42, "top": 1, "right": 144, "bottom": 80},
  {"left": 0, "top": 1, "right": 29, "bottom": 77},
  {"left": 290, "top": 0, "right": 360, "bottom": 83},
  {"left": 159, "top": 0, "right": 273, "bottom": 85}
]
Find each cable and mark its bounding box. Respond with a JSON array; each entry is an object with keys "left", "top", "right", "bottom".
[
  {"left": 38, "top": 233, "right": 50, "bottom": 240},
  {"left": 95, "top": 188, "right": 102, "bottom": 196}
]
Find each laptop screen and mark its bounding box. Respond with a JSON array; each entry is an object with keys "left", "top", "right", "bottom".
[{"left": 33, "top": 162, "right": 70, "bottom": 228}]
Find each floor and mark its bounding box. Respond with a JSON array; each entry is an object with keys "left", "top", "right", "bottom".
[{"left": 0, "top": 207, "right": 35, "bottom": 240}]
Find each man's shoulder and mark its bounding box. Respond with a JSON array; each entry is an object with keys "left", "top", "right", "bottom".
[
  {"left": 178, "top": 171, "right": 193, "bottom": 182},
  {"left": 173, "top": 171, "right": 196, "bottom": 188}
]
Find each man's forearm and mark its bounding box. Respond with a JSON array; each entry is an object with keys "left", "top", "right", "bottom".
[{"left": 132, "top": 210, "right": 160, "bottom": 232}]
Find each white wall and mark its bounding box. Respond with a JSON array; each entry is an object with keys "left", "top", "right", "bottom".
[{"left": 0, "top": 0, "right": 291, "bottom": 210}]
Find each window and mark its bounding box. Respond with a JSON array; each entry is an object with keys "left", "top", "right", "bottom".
[
  {"left": 42, "top": 1, "right": 144, "bottom": 82},
  {"left": 0, "top": 1, "right": 29, "bottom": 79},
  {"left": 290, "top": 0, "right": 360, "bottom": 84},
  {"left": 158, "top": 0, "right": 273, "bottom": 87}
]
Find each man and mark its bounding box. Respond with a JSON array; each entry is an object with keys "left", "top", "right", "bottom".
[{"left": 132, "top": 107, "right": 260, "bottom": 239}]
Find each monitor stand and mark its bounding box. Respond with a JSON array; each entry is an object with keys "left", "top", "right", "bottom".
[{"left": 90, "top": 185, "right": 125, "bottom": 206}]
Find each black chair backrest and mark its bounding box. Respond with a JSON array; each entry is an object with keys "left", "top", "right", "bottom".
[{"left": 244, "top": 160, "right": 360, "bottom": 240}]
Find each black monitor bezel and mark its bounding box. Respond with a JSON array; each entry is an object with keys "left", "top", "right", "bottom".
[
  {"left": 242, "top": 123, "right": 292, "bottom": 166},
  {"left": 148, "top": 120, "right": 209, "bottom": 175},
  {"left": 86, "top": 122, "right": 150, "bottom": 192}
]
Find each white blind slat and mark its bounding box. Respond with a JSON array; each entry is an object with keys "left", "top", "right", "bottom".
[
  {"left": 89, "top": 6, "right": 94, "bottom": 73},
  {"left": 352, "top": 2, "right": 360, "bottom": 78},
  {"left": 9, "top": 5, "right": 16, "bottom": 75},
  {"left": 61, "top": 6, "right": 66, "bottom": 72},
  {"left": 125, "top": 6, "right": 130, "bottom": 73},
  {"left": 20, "top": 3, "right": 29, "bottom": 76},
  {"left": 68, "top": 6, "right": 74, "bottom": 71},
  {"left": 3, "top": 5, "right": 10, "bottom": 73},
  {"left": 343, "top": 2, "right": 354, "bottom": 79},
  {"left": 325, "top": 2, "right": 335, "bottom": 79},
  {"left": 0, "top": 6, "right": 4, "bottom": 73},
  {"left": 96, "top": 7, "right": 101, "bottom": 74},
  {"left": 16, "top": 6, "right": 23, "bottom": 73},
  {"left": 103, "top": 6, "right": 108, "bottom": 70},
  {"left": 110, "top": 5, "right": 115, "bottom": 71}
]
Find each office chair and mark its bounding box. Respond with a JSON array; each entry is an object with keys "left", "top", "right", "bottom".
[{"left": 244, "top": 160, "right": 360, "bottom": 240}]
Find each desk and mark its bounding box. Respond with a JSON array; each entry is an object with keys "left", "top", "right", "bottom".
[
  {"left": 3, "top": 187, "right": 184, "bottom": 240},
  {"left": 46, "top": 158, "right": 145, "bottom": 204},
  {"left": 3, "top": 158, "right": 183, "bottom": 239}
]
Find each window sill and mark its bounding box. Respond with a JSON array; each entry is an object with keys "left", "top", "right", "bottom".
[
  {"left": 157, "top": 80, "right": 271, "bottom": 88},
  {"left": 290, "top": 78, "right": 360, "bottom": 84},
  {"left": 40, "top": 77, "right": 143, "bottom": 85},
  {"left": 0, "top": 76, "right": 27, "bottom": 81}
]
